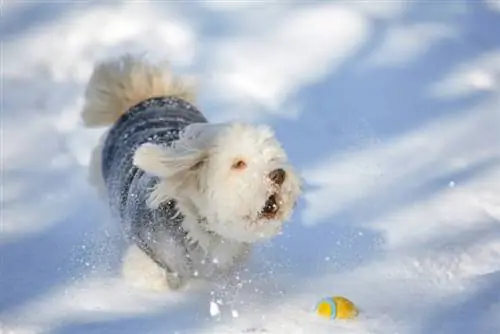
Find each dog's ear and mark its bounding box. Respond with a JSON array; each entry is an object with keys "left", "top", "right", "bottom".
[
  {"left": 133, "top": 123, "right": 220, "bottom": 177},
  {"left": 133, "top": 141, "right": 206, "bottom": 178},
  {"left": 133, "top": 123, "right": 220, "bottom": 207}
]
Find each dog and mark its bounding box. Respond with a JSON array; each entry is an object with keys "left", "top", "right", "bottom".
[{"left": 81, "top": 54, "right": 301, "bottom": 291}]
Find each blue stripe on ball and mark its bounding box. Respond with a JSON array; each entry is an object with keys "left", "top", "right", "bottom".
[
  {"left": 316, "top": 297, "right": 337, "bottom": 319},
  {"left": 328, "top": 298, "right": 337, "bottom": 319}
]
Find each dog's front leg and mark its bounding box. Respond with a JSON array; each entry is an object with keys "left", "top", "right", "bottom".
[
  {"left": 121, "top": 243, "right": 175, "bottom": 291},
  {"left": 147, "top": 237, "right": 193, "bottom": 290},
  {"left": 123, "top": 230, "right": 193, "bottom": 291}
]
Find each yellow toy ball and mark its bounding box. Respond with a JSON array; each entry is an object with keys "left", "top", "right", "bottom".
[{"left": 315, "top": 296, "right": 359, "bottom": 320}]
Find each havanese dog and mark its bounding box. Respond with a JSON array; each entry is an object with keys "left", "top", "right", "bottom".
[{"left": 81, "top": 54, "right": 301, "bottom": 291}]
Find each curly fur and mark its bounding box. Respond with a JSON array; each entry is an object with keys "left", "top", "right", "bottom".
[{"left": 81, "top": 54, "right": 196, "bottom": 127}]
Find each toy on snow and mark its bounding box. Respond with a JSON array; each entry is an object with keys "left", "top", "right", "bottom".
[{"left": 315, "top": 296, "right": 359, "bottom": 320}]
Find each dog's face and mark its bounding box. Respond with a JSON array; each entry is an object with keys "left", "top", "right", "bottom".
[
  {"left": 134, "top": 122, "right": 301, "bottom": 243},
  {"left": 199, "top": 123, "right": 301, "bottom": 242}
]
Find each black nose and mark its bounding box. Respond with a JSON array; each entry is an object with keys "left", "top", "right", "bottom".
[{"left": 269, "top": 168, "right": 286, "bottom": 185}]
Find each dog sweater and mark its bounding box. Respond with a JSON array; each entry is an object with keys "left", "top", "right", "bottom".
[{"left": 101, "top": 96, "right": 208, "bottom": 269}]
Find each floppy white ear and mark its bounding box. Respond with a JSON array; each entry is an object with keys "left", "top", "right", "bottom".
[
  {"left": 132, "top": 122, "right": 221, "bottom": 178},
  {"left": 134, "top": 143, "right": 169, "bottom": 177},
  {"left": 133, "top": 123, "right": 218, "bottom": 208},
  {"left": 133, "top": 142, "right": 204, "bottom": 178}
]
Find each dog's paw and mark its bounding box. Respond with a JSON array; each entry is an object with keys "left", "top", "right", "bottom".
[
  {"left": 165, "top": 272, "right": 187, "bottom": 290},
  {"left": 122, "top": 244, "right": 171, "bottom": 292}
]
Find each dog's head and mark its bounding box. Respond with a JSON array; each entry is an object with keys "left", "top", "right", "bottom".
[{"left": 133, "top": 122, "right": 301, "bottom": 243}]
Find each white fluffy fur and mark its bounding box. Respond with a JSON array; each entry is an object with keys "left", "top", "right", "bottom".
[
  {"left": 81, "top": 54, "right": 196, "bottom": 127},
  {"left": 122, "top": 244, "right": 171, "bottom": 291},
  {"left": 83, "top": 54, "right": 301, "bottom": 291}
]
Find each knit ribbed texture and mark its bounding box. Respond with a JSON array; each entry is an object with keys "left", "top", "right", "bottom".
[{"left": 101, "top": 96, "right": 207, "bottom": 269}]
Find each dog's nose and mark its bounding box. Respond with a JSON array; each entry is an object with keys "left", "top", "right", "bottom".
[{"left": 269, "top": 168, "right": 286, "bottom": 186}]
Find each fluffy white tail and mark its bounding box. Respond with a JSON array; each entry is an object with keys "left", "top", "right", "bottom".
[{"left": 81, "top": 54, "right": 197, "bottom": 128}]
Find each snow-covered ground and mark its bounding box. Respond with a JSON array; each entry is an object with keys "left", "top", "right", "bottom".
[{"left": 2, "top": 1, "right": 500, "bottom": 333}]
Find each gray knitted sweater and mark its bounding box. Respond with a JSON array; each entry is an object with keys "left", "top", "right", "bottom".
[{"left": 101, "top": 96, "right": 207, "bottom": 271}]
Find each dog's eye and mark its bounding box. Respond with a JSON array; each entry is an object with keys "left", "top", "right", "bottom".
[{"left": 231, "top": 160, "right": 247, "bottom": 170}]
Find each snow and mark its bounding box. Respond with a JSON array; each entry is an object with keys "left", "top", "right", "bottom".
[
  {"left": 1, "top": 1, "right": 500, "bottom": 333},
  {"left": 207, "top": 3, "right": 368, "bottom": 120},
  {"left": 362, "top": 22, "right": 458, "bottom": 68},
  {"left": 209, "top": 301, "right": 221, "bottom": 318}
]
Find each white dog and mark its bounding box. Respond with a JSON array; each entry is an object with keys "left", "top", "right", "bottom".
[{"left": 81, "top": 54, "right": 301, "bottom": 291}]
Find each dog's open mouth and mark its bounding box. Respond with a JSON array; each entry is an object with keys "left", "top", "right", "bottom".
[{"left": 260, "top": 194, "right": 280, "bottom": 219}]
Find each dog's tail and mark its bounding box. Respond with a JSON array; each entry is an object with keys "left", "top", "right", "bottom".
[{"left": 81, "top": 54, "right": 196, "bottom": 128}]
